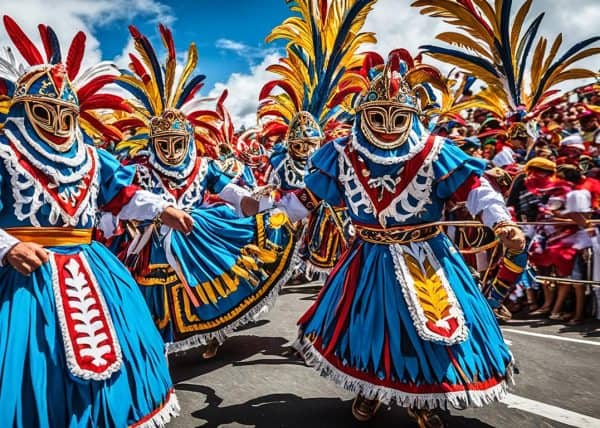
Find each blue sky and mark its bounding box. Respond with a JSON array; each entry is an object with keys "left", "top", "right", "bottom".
[{"left": 93, "top": 1, "right": 290, "bottom": 89}]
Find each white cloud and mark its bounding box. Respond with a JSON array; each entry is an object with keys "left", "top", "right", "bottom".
[
  {"left": 208, "top": 52, "right": 280, "bottom": 129},
  {"left": 216, "top": 38, "right": 279, "bottom": 66},
  {"left": 0, "top": 0, "right": 174, "bottom": 71}
]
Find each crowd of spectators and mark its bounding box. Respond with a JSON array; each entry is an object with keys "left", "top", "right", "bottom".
[{"left": 443, "top": 83, "right": 600, "bottom": 325}]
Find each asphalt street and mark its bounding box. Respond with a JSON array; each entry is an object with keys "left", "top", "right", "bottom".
[{"left": 168, "top": 283, "right": 600, "bottom": 428}]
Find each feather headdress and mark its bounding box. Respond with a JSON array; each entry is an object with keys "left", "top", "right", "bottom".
[
  {"left": 412, "top": 0, "right": 600, "bottom": 120},
  {"left": 113, "top": 24, "right": 214, "bottom": 157},
  {"left": 258, "top": 0, "right": 378, "bottom": 135},
  {"left": 0, "top": 15, "right": 127, "bottom": 144}
]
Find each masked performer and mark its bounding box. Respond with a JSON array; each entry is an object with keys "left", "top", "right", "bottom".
[
  {"left": 259, "top": 0, "right": 376, "bottom": 279},
  {"left": 108, "top": 25, "right": 296, "bottom": 358},
  {"left": 272, "top": 48, "right": 525, "bottom": 426},
  {"left": 236, "top": 127, "right": 271, "bottom": 187},
  {"left": 195, "top": 90, "right": 257, "bottom": 192},
  {"left": 0, "top": 17, "right": 190, "bottom": 427}
]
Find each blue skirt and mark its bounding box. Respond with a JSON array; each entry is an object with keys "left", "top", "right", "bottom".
[
  {"left": 295, "top": 234, "right": 513, "bottom": 410},
  {"left": 131, "top": 205, "right": 296, "bottom": 353},
  {"left": 0, "top": 242, "right": 178, "bottom": 428}
]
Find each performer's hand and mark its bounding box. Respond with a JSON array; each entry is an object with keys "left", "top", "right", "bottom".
[
  {"left": 496, "top": 225, "right": 526, "bottom": 251},
  {"left": 241, "top": 197, "right": 259, "bottom": 217},
  {"left": 160, "top": 206, "right": 194, "bottom": 234},
  {"left": 6, "top": 242, "right": 49, "bottom": 276}
]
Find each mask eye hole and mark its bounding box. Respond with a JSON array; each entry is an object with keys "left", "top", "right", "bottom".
[
  {"left": 394, "top": 114, "right": 407, "bottom": 128},
  {"left": 370, "top": 112, "right": 385, "bottom": 127},
  {"left": 157, "top": 139, "right": 168, "bottom": 151},
  {"left": 32, "top": 103, "right": 52, "bottom": 125}
]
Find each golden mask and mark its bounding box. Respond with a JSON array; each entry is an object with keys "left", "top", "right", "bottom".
[
  {"left": 359, "top": 104, "right": 413, "bottom": 150},
  {"left": 152, "top": 134, "right": 189, "bottom": 166},
  {"left": 24, "top": 99, "right": 78, "bottom": 152}
]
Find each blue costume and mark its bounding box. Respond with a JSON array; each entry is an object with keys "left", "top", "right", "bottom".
[
  {"left": 109, "top": 25, "right": 296, "bottom": 353},
  {"left": 0, "top": 18, "right": 178, "bottom": 427},
  {"left": 281, "top": 51, "right": 518, "bottom": 420}
]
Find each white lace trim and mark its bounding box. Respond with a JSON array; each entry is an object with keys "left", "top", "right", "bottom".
[
  {"left": 390, "top": 241, "right": 469, "bottom": 345},
  {"left": 4, "top": 119, "right": 91, "bottom": 183},
  {"left": 0, "top": 144, "right": 99, "bottom": 227},
  {"left": 349, "top": 127, "right": 427, "bottom": 165},
  {"left": 294, "top": 338, "right": 513, "bottom": 409},
  {"left": 271, "top": 156, "right": 306, "bottom": 190},
  {"left": 164, "top": 223, "right": 302, "bottom": 354},
  {"left": 335, "top": 136, "right": 443, "bottom": 227},
  {"left": 148, "top": 146, "right": 197, "bottom": 180},
  {"left": 137, "top": 158, "right": 208, "bottom": 210},
  {"left": 50, "top": 253, "right": 123, "bottom": 381},
  {"left": 134, "top": 391, "right": 180, "bottom": 428}
]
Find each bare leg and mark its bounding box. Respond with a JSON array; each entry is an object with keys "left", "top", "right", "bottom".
[
  {"left": 570, "top": 285, "right": 586, "bottom": 324},
  {"left": 550, "top": 284, "right": 571, "bottom": 319}
]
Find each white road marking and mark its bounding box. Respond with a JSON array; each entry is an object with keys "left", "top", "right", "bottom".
[
  {"left": 502, "top": 394, "right": 600, "bottom": 428},
  {"left": 502, "top": 328, "right": 600, "bottom": 346}
]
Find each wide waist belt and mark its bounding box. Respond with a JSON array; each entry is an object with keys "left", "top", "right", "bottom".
[
  {"left": 6, "top": 227, "right": 93, "bottom": 247},
  {"left": 355, "top": 224, "right": 442, "bottom": 244}
]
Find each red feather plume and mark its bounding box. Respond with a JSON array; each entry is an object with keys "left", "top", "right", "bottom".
[
  {"left": 37, "top": 24, "right": 52, "bottom": 63},
  {"left": 66, "top": 31, "right": 86, "bottom": 81},
  {"left": 3, "top": 15, "right": 44, "bottom": 66}
]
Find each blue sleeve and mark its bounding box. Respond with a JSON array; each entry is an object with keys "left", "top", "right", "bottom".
[
  {"left": 433, "top": 140, "right": 487, "bottom": 200},
  {"left": 206, "top": 160, "right": 232, "bottom": 194},
  {"left": 242, "top": 165, "right": 256, "bottom": 188},
  {"left": 96, "top": 148, "right": 136, "bottom": 206},
  {"left": 304, "top": 141, "right": 345, "bottom": 207}
]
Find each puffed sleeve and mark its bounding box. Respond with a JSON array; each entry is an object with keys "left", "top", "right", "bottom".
[
  {"left": 304, "top": 139, "right": 345, "bottom": 207},
  {"left": 205, "top": 159, "right": 233, "bottom": 194},
  {"left": 96, "top": 148, "right": 138, "bottom": 207},
  {"left": 433, "top": 141, "right": 487, "bottom": 200}
]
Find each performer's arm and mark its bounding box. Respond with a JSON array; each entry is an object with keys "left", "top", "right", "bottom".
[
  {"left": 463, "top": 176, "right": 526, "bottom": 250},
  {"left": 98, "top": 149, "right": 193, "bottom": 233}
]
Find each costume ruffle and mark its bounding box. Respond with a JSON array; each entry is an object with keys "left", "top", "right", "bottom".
[
  {"left": 294, "top": 234, "right": 514, "bottom": 410},
  {"left": 0, "top": 242, "right": 178, "bottom": 427},
  {"left": 131, "top": 205, "right": 298, "bottom": 353}
]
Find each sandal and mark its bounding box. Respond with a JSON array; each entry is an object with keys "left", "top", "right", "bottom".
[
  {"left": 529, "top": 307, "right": 551, "bottom": 316},
  {"left": 549, "top": 312, "right": 572, "bottom": 321},
  {"left": 202, "top": 339, "right": 220, "bottom": 359},
  {"left": 407, "top": 408, "right": 445, "bottom": 428},
  {"left": 567, "top": 318, "right": 584, "bottom": 326},
  {"left": 351, "top": 395, "right": 381, "bottom": 422}
]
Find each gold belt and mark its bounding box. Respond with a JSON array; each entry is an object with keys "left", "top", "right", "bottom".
[
  {"left": 355, "top": 224, "right": 442, "bottom": 244},
  {"left": 5, "top": 227, "right": 93, "bottom": 247}
]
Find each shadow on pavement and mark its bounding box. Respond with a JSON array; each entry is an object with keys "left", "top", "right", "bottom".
[
  {"left": 170, "top": 334, "right": 301, "bottom": 383},
  {"left": 175, "top": 385, "right": 497, "bottom": 428}
]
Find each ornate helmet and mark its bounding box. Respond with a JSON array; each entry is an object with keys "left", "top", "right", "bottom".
[
  {"left": 0, "top": 16, "right": 126, "bottom": 149},
  {"left": 113, "top": 24, "right": 219, "bottom": 177},
  {"left": 285, "top": 111, "right": 324, "bottom": 160},
  {"left": 259, "top": 0, "right": 377, "bottom": 158},
  {"left": 333, "top": 49, "right": 446, "bottom": 150}
]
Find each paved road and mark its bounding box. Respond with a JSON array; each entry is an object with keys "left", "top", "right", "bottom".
[{"left": 168, "top": 283, "right": 600, "bottom": 428}]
